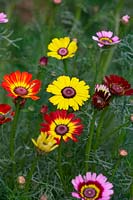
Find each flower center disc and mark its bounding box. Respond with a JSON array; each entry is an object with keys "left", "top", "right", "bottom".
[
  {"left": 14, "top": 87, "right": 28, "bottom": 95},
  {"left": 55, "top": 125, "right": 68, "bottom": 135},
  {"left": 100, "top": 37, "right": 112, "bottom": 44},
  {"left": 111, "top": 84, "right": 123, "bottom": 94},
  {"left": 58, "top": 48, "right": 68, "bottom": 56},
  {"left": 83, "top": 188, "right": 96, "bottom": 198},
  {"left": 0, "top": 114, "right": 5, "bottom": 121},
  {"left": 62, "top": 87, "right": 76, "bottom": 98}
]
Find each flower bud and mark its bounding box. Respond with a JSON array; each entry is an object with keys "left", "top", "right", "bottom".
[
  {"left": 121, "top": 15, "right": 130, "bottom": 24},
  {"left": 119, "top": 149, "right": 128, "bottom": 157},
  {"left": 39, "top": 56, "right": 48, "bottom": 66}
]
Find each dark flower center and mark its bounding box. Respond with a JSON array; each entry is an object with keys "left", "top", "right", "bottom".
[
  {"left": 14, "top": 87, "right": 28, "bottom": 96},
  {"left": 58, "top": 48, "right": 68, "bottom": 56},
  {"left": 55, "top": 124, "right": 68, "bottom": 135},
  {"left": 0, "top": 114, "right": 5, "bottom": 121},
  {"left": 61, "top": 87, "right": 76, "bottom": 98},
  {"left": 111, "top": 84, "right": 124, "bottom": 94},
  {"left": 83, "top": 188, "right": 96, "bottom": 198}
]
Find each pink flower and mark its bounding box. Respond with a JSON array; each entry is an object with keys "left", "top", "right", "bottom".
[
  {"left": 53, "top": 0, "right": 62, "bottom": 4},
  {"left": 0, "top": 12, "right": 8, "bottom": 23},
  {"left": 71, "top": 172, "right": 114, "bottom": 200},
  {"left": 92, "top": 31, "right": 120, "bottom": 47},
  {"left": 121, "top": 15, "right": 130, "bottom": 24}
]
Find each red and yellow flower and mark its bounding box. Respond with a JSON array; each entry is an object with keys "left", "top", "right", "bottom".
[
  {"left": 41, "top": 110, "right": 83, "bottom": 143},
  {"left": 0, "top": 104, "right": 14, "bottom": 125},
  {"left": 103, "top": 74, "right": 133, "bottom": 96},
  {"left": 1, "top": 71, "right": 41, "bottom": 100}
]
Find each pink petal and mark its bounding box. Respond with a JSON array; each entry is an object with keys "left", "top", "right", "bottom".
[
  {"left": 96, "top": 174, "right": 107, "bottom": 184},
  {"left": 107, "top": 31, "right": 113, "bottom": 38},
  {"left": 98, "top": 43, "right": 104, "bottom": 47},
  {"left": 91, "top": 173, "right": 97, "bottom": 181},
  {"left": 112, "top": 36, "right": 120, "bottom": 42},
  {"left": 85, "top": 172, "right": 92, "bottom": 181},
  {"left": 92, "top": 36, "right": 99, "bottom": 41},
  {"left": 96, "top": 31, "right": 102, "bottom": 38},
  {"left": 101, "top": 31, "right": 107, "bottom": 37},
  {"left": 103, "top": 189, "right": 114, "bottom": 196},
  {"left": 71, "top": 192, "right": 81, "bottom": 199}
]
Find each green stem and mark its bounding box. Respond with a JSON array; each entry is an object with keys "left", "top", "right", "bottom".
[
  {"left": 130, "top": 183, "right": 133, "bottom": 199},
  {"left": 10, "top": 102, "right": 20, "bottom": 183},
  {"left": 110, "top": 157, "right": 121, "bottom": 181},
  {"left": 57, "top": 141, "right": 68, "bottom": 194},
  {"left": 25, "top": 153, "right": 39, "bottom": 193},
  {"left": 63, "top": 59, "right": 68, "bottom": 74},
  {"left": 93, "top": 107, "right": 108, "bottom": 151},
  {"left": 85, "top": 109, "right": 97, "bottom": 171}
]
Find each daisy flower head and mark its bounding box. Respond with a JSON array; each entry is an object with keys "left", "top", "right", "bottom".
[
  {"left": 103, "top": 74, "right": 133, "bottom": 96},
  {"left": 71, "top": 172, "right": 114, "bottom": 200},
  {"left": 46, "top": 75, "right": 90, "bottom": 111},
  {"left": 47, "top": 37, "right": 78, "bottom": 60},
  {"left": 1, "top": 71, "right": 41, "bottom": 100},
  {"left": 32, "top": 132, "right": 59, "bottom": 153},
  {"left": 92, "top": 84, "right": 111, "bottom": 109},
  {"left": 92, "top": 31, "right": 120, "bottom": 48},
  {"left": 0, "top": 104, "right": 14, "bottom": 125},
  {"left": 0, "top": 12, "right": 8, "bottom": 23},
  {"left": 41, "top": 110, "right": 83, "bottom": 143}
]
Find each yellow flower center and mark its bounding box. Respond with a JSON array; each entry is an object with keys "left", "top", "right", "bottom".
[
  {"left": 14, "top": 87, "right": 28, "bottom": 95},
  {"left": 61, "top": 87, "right": 76, "bottom": 98},
  {"left": 100, "top": 37, "right": 112, "bottom": 44},
  {"left": 80, "top": 184, "right": 100, "bottom": 200},
  {"left": 58, "top": 47, "right": 68, "bottom": 56},
  {"left": 55, "top": 124, "right": 68, "bottom": 135}
]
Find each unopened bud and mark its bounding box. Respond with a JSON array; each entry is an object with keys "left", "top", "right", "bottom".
[
  {"left": 119, "top": 149, "right": 128, "bottom": 157},
  {"left": 40, "top": 194, "right": 47, "bottom": 200},
  {"left": 17, "top": 176, "right": 26, "bottom": 185}
]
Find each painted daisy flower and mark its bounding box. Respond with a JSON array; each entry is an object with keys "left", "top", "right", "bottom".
[
  {"left": 1, "top": 71, "right": 41, "bottom": 100},
  {"left": 0, "top": 104, "right": 14, "bottom": 125},
  {"left": 92, "top": 31, "right": 120, "bottom": 47},
  {"left": 41, "top": 110, "right": 83, "bottom": 143},
  {"left": 0, "top": 12, "right": 8, "bottom": 23},
  {"left": 46, "top": 75, "right": 90, "bottom": 111},
  {"left": 32, "top": 132, "right": 59, "bottom": 153},
  {"left": 71, "top": 172, "right": 114, "bottom": 200},
  {"left": 103, "top": 74, "right": 133, "bottom": 96},
  {"left": 47, "top": 37, "right": 78, "bottom": 60},
  {"left": 92, "top": 84, "right": 111, "bottom": 109}
]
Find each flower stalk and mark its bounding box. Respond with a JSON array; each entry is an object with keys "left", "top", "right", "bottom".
[
  {"left": 10, "top": 101, "right": 20, "bottom": 184},
  {"left": 85, "top": 109, "right": 97, "bottom": 171}
]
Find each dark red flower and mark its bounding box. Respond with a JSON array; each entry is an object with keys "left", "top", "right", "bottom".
[
  {"left": 103, "top": 74, "right": 133, "bottom": 96},
  {"left": 40, "top": 105, "right": 48, "bottom": 115},
  {"left": 92, "top": 84, "right": 111, "bottom": 109},
  {"left": 0, "top": 104, "right": 14, "bottom": 125}
]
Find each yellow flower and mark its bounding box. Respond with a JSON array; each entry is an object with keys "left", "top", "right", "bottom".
[
  {"left": 46, "top": 75, "right": 90, "bottom": 111},
  {"left": 32, "top": 132, "right": 59, "bottom": 153},
  {"left": 47, "top": 37, "right": 78, "bottom": 60}
]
